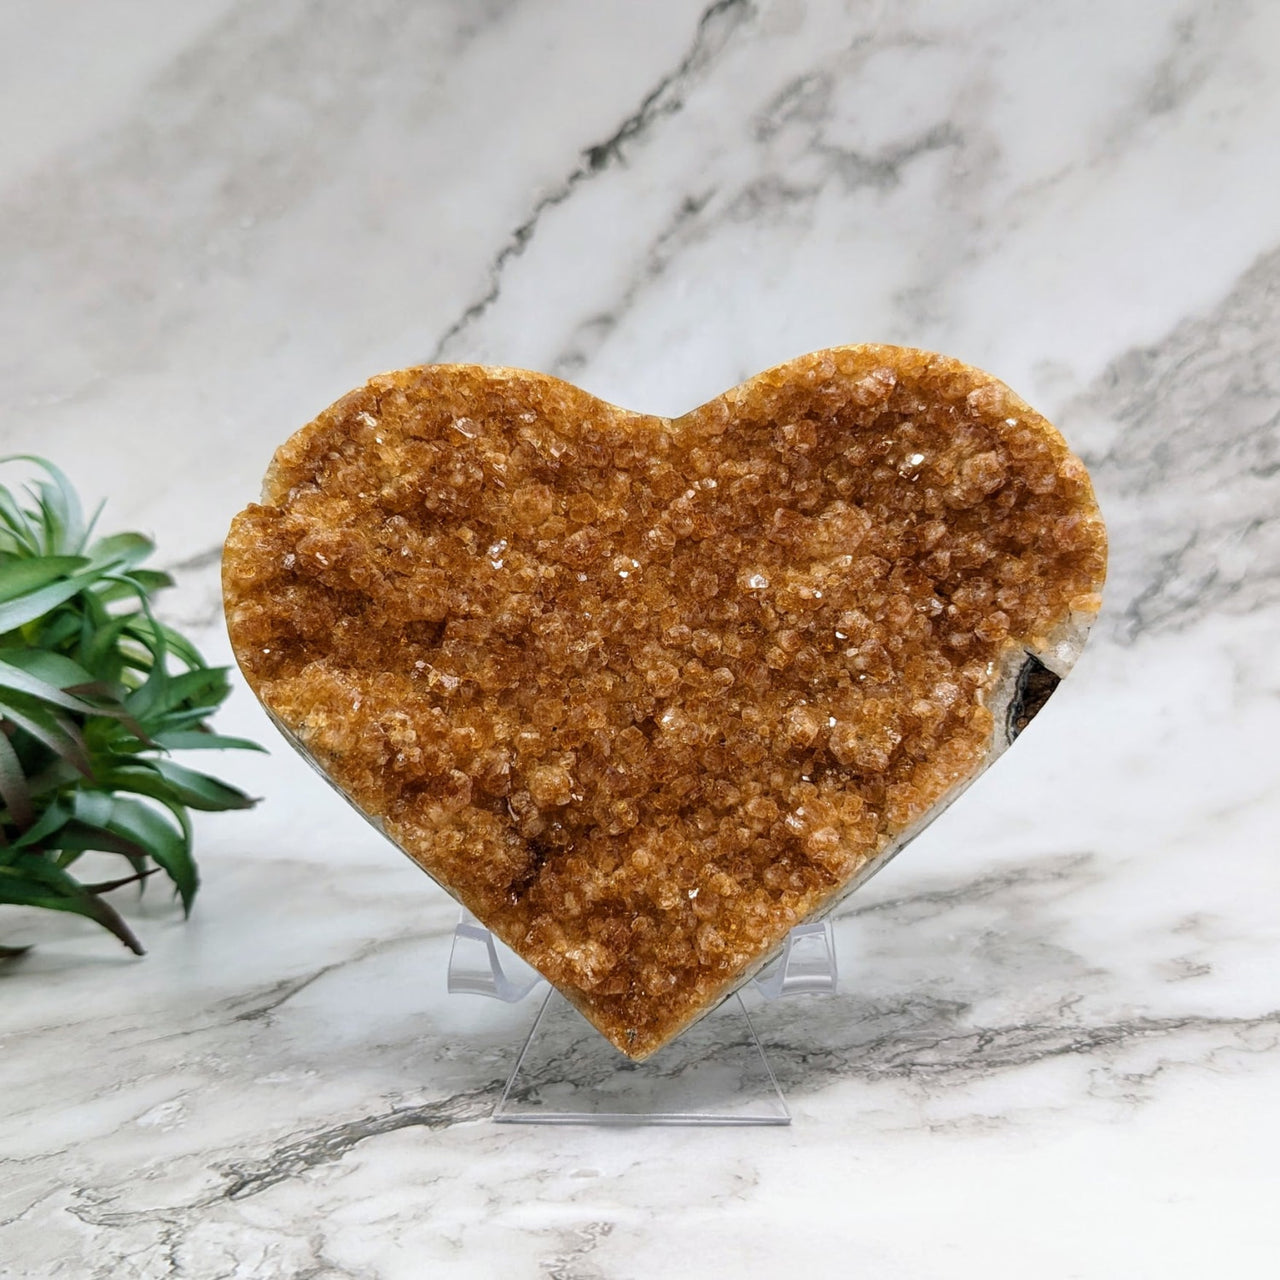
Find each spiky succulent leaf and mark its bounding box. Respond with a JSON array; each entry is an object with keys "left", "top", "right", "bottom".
[{"left": 0, "top": 456, "right": 261, "bottom": 956}]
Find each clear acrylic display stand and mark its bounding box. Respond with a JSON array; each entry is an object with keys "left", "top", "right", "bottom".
[{"left": 448, "top": 910, "right": 837, "bottom": 1126}]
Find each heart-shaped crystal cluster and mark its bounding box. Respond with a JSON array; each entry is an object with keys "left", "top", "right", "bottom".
[{"left": 223, "top": 345, "right": 1106, "bottom": 1057}]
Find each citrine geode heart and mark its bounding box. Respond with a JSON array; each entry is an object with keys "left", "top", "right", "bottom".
[{"left": 222, "top": 345, "right": 1106, "bottom": 1058}]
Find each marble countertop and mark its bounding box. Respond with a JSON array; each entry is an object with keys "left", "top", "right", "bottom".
[{"left": 3, "top": 1, "right": 1279, "bottom": 1275}]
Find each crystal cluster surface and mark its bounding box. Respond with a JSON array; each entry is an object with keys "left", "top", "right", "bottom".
[{"left": 223, "top": 345, "right": 1106, "bottom": 1057}]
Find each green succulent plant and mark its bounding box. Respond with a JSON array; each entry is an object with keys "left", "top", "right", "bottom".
[{"left": 0, "top": 456, "right": 261, "bottom": 956}]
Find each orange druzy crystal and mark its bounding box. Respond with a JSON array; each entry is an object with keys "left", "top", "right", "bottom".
[{"left": 223, "top": 346, "right": 1106, "bottom": 1057}]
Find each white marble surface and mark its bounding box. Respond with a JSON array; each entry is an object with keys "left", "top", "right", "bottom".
[{"left": 3, "top": 1, "right": 1280, "bottom": 1275}]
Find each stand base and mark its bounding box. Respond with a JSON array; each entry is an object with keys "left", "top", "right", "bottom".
[{"left": 494, "top": 988, "right": 790, "bottom": 1126}]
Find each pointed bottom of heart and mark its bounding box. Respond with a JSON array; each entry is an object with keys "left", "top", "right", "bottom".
[{"left": 493, "top": 988, "right": 789, "bottom": 1125}]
